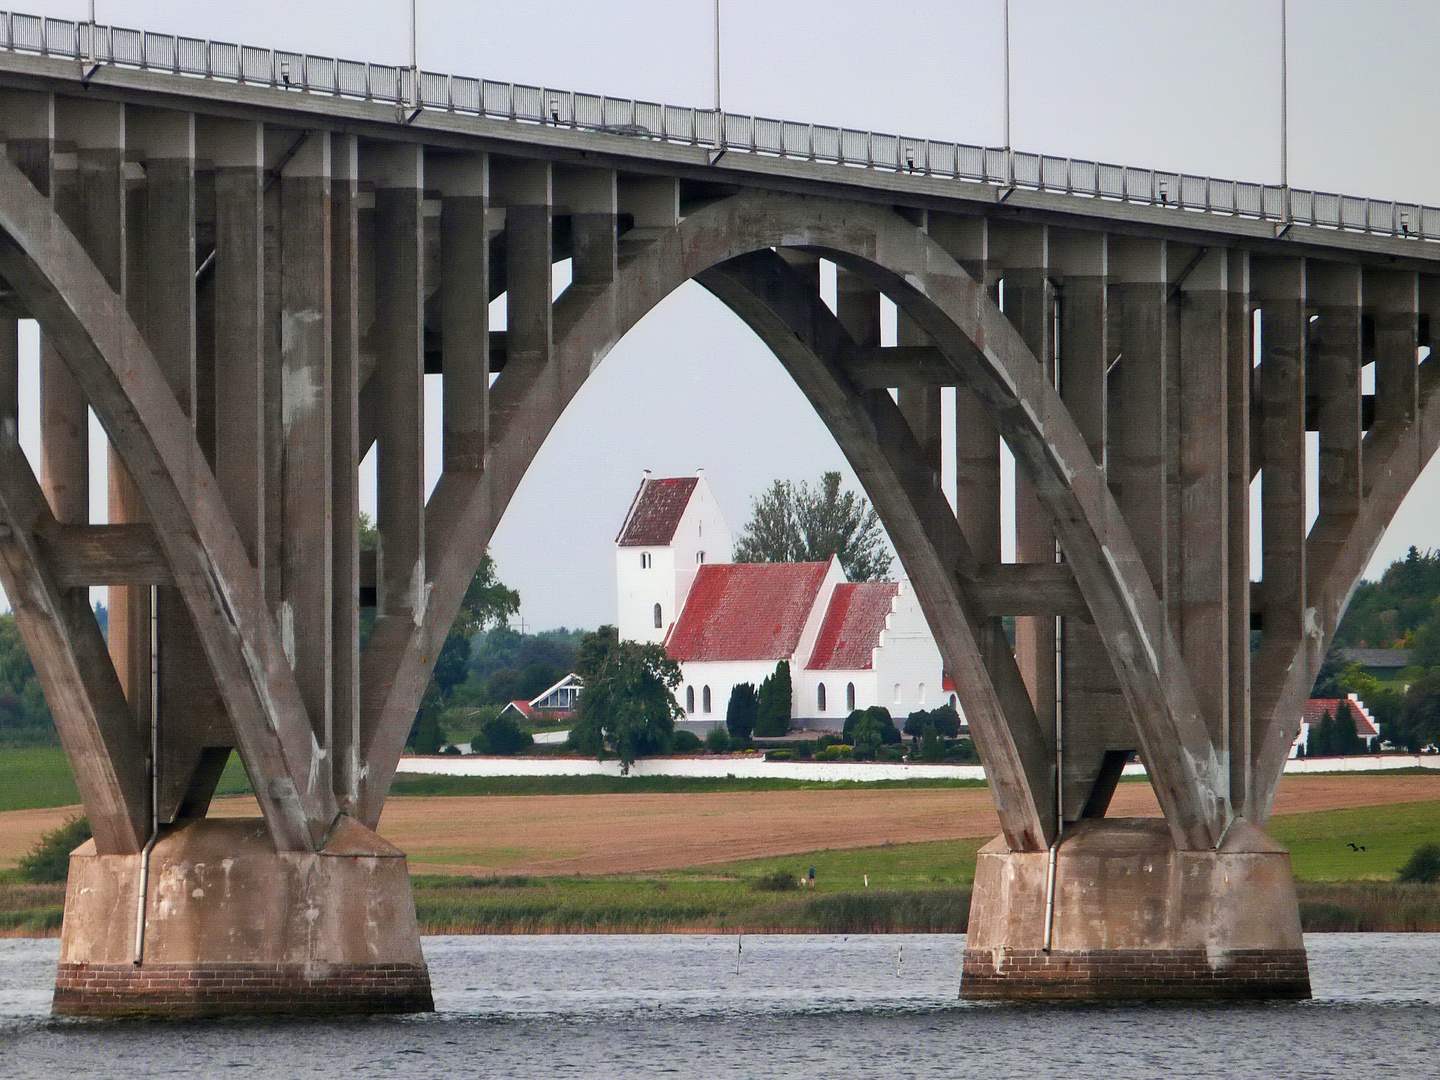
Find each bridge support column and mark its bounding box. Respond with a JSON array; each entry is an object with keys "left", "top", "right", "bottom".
[
  {"left": 961, "top": 818, "right": 1309, "bottom": 1000},
  {"left": 54, "top": 818, "right": 432, "bottom": 1017}
]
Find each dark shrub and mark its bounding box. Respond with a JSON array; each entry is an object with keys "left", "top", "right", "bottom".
[
  {"left": 765, "top": 749, "right": 793, "bottom": 761},
  {"left": 472, "top": 713, "right": 534, "bottom": 756},
  {"left": 1398, "top": 843, "right": 1440, "bottom": 883},
  {"left": 19, "top": 816, "right": 91, "bottom": 883},
  {"left": 843, "top": 706, "right": 900, "bottom": 747},
  {"left": 705, "top": 727, "right": 732, "bottom": 753},
  {"left": 726, "top": 682, "right": 758, "bottom": 744},
  {"left": 753, "top": 868, "right": 799, "bottom": 892},
  {"left": 670, "top": 730, "right": 702, "bottom": 754}
]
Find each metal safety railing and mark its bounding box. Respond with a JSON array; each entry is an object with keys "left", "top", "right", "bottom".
[{"left": 1, "top": 8, "right": 1436, "bottom": 243}]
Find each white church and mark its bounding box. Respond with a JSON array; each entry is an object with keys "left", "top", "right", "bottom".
[{"left": 615, "top": 471, "right": 952, "bottom": 730}]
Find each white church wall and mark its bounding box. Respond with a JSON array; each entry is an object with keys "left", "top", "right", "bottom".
[
  {"left": 871, "top": 581, "right": 946, "bottom": 722},
  {"left": 797, "top": 668, "right": 879, "bottom": 727},
  {"left": 676, "top": 659, "right": 784, "bottom": 721},
  {"left": 617, "top": 543, "right": 678, "bottom": 644}
]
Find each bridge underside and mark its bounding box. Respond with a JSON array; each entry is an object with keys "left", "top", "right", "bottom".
[{"left": 0, "top": 65, "right": 1435, "bottom": 1008}]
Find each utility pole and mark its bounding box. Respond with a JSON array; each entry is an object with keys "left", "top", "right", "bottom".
[
  {"left": 1280, "top": 0, "right": 1289, "bottom": 221},
  {"left": 409, "top": 0, "right": 419, "bottom": 111},
  {"left": 714, "top": 0, "right": 723, "bottom": 146},
  {"left": 1003, "top": 0, "right": 1012, "bottom": 187}
]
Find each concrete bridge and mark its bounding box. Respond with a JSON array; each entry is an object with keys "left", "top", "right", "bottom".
[{"left": 0, "top": 10, "right": 1436, "bottom": 1013}]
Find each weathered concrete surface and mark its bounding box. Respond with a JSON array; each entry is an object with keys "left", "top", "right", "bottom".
[
  {"left": 961, "top": 818, "right": 1309, "bottom": 1000},
  {"left": 53, "top": 817, "right": 432, "bottom": 1017}
]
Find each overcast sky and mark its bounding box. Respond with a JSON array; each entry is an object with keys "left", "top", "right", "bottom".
[{"left": 7, "top": 0, "right": 1440, "bottom": 630}]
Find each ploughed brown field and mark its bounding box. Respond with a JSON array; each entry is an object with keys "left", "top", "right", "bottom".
[{"left": 5, "top": 772, "right": 1440, "bottom": 877}]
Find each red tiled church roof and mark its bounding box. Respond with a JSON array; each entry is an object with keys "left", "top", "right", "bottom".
[
  {"left": 806, "top": 582, "right": 899, "bottom": 670},
  {"left": 1303, "top": 696, "right": 1380, "bottom": 736},
  {"left": 666, "top": 561, "right": 832, "bottom": 662},
  {"left": 617, "top": 477, "right": 698, "bottom": 546}
]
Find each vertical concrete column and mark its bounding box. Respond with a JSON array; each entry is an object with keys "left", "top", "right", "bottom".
[
  {"left": 1311, "top": 264, "right": 1363, "bottom": 526},
  {"left": 431, "top": 153, "right": 489, "bottom": 472},
  {"left": 57, "top": 99, "right": 144, "bottom": 722},
  {"left": 1253, "top": 257, "right": 1308, "bottom": 649},
  {"left": 1110, "top": 239, "right": 1170, "bottom": 598},
  {"left": 131, "top": 108, "right": 226, "bottom": 820},
  {"left": 492, "top": 158, "right": 553, "bottom": 501},
  {"left": 2, "top": 94, "right": 81, "bottom": 531},
  {"left": 1053, "top": 230, "right": 1128, "bottom": 819},
  {"left": 367, "top": 144, "right": 425, "bottom": 618},
  {"left": 279, "top": 133, "right": 333, "bottom": 763},
  {"left": 1177, "top": 250, "right": 1230, "bottom": 754},
  {"left": 931, "top": 214, "right": 1000, "bottom": 564},
  {"left": 203, "top": 119, "right": 266, "bottom": 576},
  {"left": 894, "top": 209, "right": 941, "bottom": 481},
  {"left": 993, "top": 223, "right": 1055, "bottom": 724},
  {"left": 1368, "top": 270, "right": 1419, "bottom": 430},
  {"left": 557, "top": 166, "right": 617, "bottom": 289},
  {"left": 331, "top": 134, "right": 361, "bottom": 809},
  {"left": 1226, "top": 251, "right": 1253, "bottom": 817},
  {"left": 835, "top": 266, "right": 881, "bottom": 351}
]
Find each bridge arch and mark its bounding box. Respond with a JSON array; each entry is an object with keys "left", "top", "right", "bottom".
[{"left": 373, "top": 191, "right": 1230, "bottom": 849}]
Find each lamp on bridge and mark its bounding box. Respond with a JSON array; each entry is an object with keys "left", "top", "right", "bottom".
[
  {"left": 1159, "top": 179, "right": 1169, "bottom": 205},
  {"left": 280, "top": 59, "right": 291, "bottom": 87},
  {"left": 550, "top": 97, "right": 560, "bottom": 126}
]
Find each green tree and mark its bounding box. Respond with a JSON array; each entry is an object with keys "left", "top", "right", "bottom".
[
  {"left": 471, "top": 712, "right": 534, "bottom": 756},
  {"left": 1397, "top": 669, "right": 1440, "bottom": 753},
  {"left": 569, "top": 626, "right": 683, "bottom": 771},
  {"left": 19, "top": 816, "right": 91, "bottom": 883},
  {"left": 411, "top": 551, "right": 520, "bottom": 750},
  {"left": 754, "top": 661, "right": 793, "bottom": 737},
  {"left": 733, "top": 472, "right": 892, "bottom": 582},
  {"left": 843, "top": 706, "right": 901, "bottom": 750},
  {"left": 1398, "top": 842, "right": 1440, "bottom": 883},
  {"left": 726, "top": 682, "right": 758, "bottom": 744}
]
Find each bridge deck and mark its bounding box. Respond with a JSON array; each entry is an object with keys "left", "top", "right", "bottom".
[{"left": 0, "top": 8, "right": 1431, "bottom": 267}]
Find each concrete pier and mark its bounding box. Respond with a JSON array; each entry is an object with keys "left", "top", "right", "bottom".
[
  {"left": 961, "top": 819, "right": 1310, "bottom": 1000},
  {"left": 53, "top": 818, "right": 433, "bottom": 1017}
]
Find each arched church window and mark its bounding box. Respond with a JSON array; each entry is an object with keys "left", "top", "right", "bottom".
[
  {"left": 894, "top": 683, "right": 902, "bottom": 705},
  {"left": 702, "top": 686, "right": 712, "bottom": 713},
  {"left": 817, "top": 684, "right": 827, "bottom": 712},
  {"left": 685, "top": 686, "right": 695, "bottom": 713},
  {"left": 641, "top": 552, "right": 651, "bottom": 569},
  {"left": 654, "top": 603, "right": 663, "bottom": 628},
  {"left": 697, "top": 551, "right": 705, "bottom": 564},
  {"left": 846, "top": 683, "right": 855, "bottom": 711},
  {"left": 919, "top": 683, "right": 926, "bottom": 705}
]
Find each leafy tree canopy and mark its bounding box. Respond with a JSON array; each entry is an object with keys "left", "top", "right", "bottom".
[
  {"left": 1334, "top": 546, "right": 1440, "bottom": 649},
  {"left": 733, "top": 471, "right": 892, "bottom": 582},
  {"left": 569, "top": 626, "right": 683, "bottom": 771}
]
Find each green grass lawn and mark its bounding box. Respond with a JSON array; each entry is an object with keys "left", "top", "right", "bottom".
[
  {"left": 1269, "top": 799, "right": 1440, "bottom": 881},
  {"left": 0, "top": 744, "right": 253, "bottom": 813},
  {"left": 0, "top": 746, "right": 78, "bottom": 812}
]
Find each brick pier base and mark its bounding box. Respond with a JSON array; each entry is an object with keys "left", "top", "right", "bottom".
[
  {"left": 54, "top": 961, "right": 434, "bottom": 1017},
  {"left": 960, "top": 818, "right": 1311, "bottom": 1002},
  {"left": 53, "top": 817, "right": 434, "bottom": 1018}
]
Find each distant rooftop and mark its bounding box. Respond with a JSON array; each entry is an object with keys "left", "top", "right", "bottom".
[{"left": 1335, "top": 647, "right": 1414, "bottom": 669}]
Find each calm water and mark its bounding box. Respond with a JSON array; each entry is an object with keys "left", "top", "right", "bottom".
[{"left": 2, "top": 934, "right": 1439, "bottom": 1078}]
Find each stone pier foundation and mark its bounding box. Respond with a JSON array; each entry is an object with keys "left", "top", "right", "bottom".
[
  {"left": 961, "top": 818, "right": 1311, "bottom": 1001},
  {"left": 53, "top": 818, "right": 433, "bottom": 1017}
]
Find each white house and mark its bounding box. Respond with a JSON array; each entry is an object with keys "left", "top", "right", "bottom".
[
  {"left": 614, "top": 472, "right": 950, "bottom": 730},
  {"left": 1290, "top": 693, "right": 1382, "bottom": 757}
]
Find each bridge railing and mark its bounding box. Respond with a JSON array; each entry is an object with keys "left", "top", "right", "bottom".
[{"left": 3, "top": 9, "right": 1436, "bottom": 243}]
